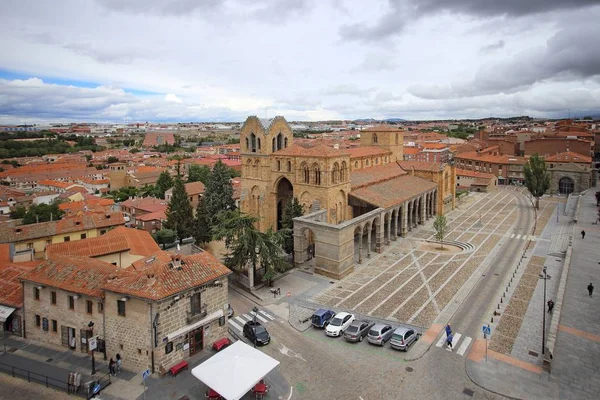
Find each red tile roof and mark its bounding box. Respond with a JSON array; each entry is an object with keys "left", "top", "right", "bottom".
[
  {"left": 21, "top": 256, "right": 125, "bottom": 298},
  {"left": 456, "top": 168, "right": 495, "bottom": 179},
  {"left": 351, "top": 163, "right": 407, "bottom": 190},
  {"left": 0, "top": 262, "right": 39, "bottom": 308},
  {"left": 545, "top": 151, "right": 592, "bottom": 163},
  {"left": 350, "top": 175, "right": 437, "bottom": 208},
  {"left": 103, "top": 251, "right": 231, "bottom": 300},
  {"left": 347, "top": 146, "right": 391, "bottom": 158},
  {"left": 184, "top": 181, "right": 206, "bottom": 196},
  {"left": 274, "top": 143, "right": 350, "bottom": 158},
  {"left": 397, "top": 161, "right": 442, "bottom": 172},
  {"left": 46, "top": 227, "right": 160, "bottom": 259}
]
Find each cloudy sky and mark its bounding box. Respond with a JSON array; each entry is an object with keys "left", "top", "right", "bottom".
[{"left": 1, "top": 0, "right": 600, "bottom": 123}]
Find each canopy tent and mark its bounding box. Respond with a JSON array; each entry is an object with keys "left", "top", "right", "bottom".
[
  {"left": 191, "top": 340, "right": 280, "bottom": 400},
  {"left": 0, "top": 305, "right": 16, "bottom": 323}
]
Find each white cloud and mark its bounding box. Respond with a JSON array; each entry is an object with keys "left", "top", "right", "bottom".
[{"left": 0, "top": 0, "right": 599, "bottom": 122}]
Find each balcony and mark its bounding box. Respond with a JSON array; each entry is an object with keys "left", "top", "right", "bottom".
[{"left": 186, "top": 304, "right": 207, "bottom": 324}]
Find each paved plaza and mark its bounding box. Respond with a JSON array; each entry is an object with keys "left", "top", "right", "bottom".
[{"left": 311, "top": 188, "right": 532, "bottom": 328}]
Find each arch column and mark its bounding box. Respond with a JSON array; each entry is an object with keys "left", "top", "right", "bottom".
[
  {"left": 401, "top": 204, "right": 408, "bottom": 237},
  {"left": 367, "top": 226, "right": 372, "bottom": 258},
  {"left": 357, "top": 227, "right": 363, "bottom": 264},
  {"left": 385, "top": 214, "right": 391, "bottom": 245},
  {"left": 392, "top": 208, "right": 399, "bottom": 240},
  {"left": 419, "top": 195, "right": 425, "bottom": 224},
  {"left": 407, "top": 201, "right": 412, "bottom": 231},
  {"left": 425, "top": 193, "right": 430, "bottom": 220},
  {"left": 413, "top": 199, "right": 418, "bottom": 227},
  {"left": 375, "top": 215, "right": 385, "bottom": 253}
]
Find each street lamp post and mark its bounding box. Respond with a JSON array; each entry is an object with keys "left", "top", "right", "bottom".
[
  {"left": 252, "top": 306, "right": 259, "bottom": 348},
  {"left": 540, "top": 267, "right": 551, "bottom": 355},
  {"left": 88, "top": 321, "right": 96, "bottom": 375}
]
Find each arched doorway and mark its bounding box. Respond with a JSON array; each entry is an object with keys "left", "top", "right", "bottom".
[
  {"left": 276, "top": 177, "right": 293, "bottom": 230},
  {"left": 558, "top": 176, "right": 574, "bottom": 195},
  {"left": 301, "top": 227, "right": 316, "bottom": 262}
]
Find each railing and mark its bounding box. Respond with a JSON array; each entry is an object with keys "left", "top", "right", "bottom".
[
  {"left": 0, "top": 359, "right": 83, "bottom": 397},
  {"left": 186, "top": 304, "right": 208, "bottom": 324},
  {"left": 85, "top": 372, "right": 112, "bottom": 400}
]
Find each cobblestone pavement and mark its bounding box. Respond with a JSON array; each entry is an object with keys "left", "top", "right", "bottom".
[
  {"left": 312, "top": 189, "right": 522, "bottom": 328},
  {"left": 0, "top": 374, "right": 72, "bottom": 400}
]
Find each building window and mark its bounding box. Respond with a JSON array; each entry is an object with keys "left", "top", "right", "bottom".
[
  {"left": 68, "top": 295, "right": 75, "bottom": 310},
  {"left": 190, "top": 292, "right": 204, "bottom": 315},
  {"left": 98, "top": 302, "right": 104, "bottom": 314},
  {"left": 100, "top": 230, "right": 106, "bottom": 235},
  {"left": 117, "top": 300, "right": 126, "bottom": 316},
  {"left": 51, "top": 291, "right": 56, "bottom": 305},
  {"left": 287, "top": 161, "right": 291, "bottom": 172},
  {"left": 34, "top": 287, "right": 40, "bottom": 300},
  {"left": 372, "top": 133, "right": 378, "bottom": 144},
  {"left": 27, "top": 242, "right": 34, "bottom": 249},
  {"left": 46, "top": 239, "right": 52, "bottom": 245},
  {"left": 276, "top": 160, "right": 280, "bottom": 171},
  {"left": 354, "top": 161, "right": 358, "bottom": 168},
  {"left": 52, "top": 320, "right": 57, "bottom": 332},
  {"left": 35, "top": 315, "right": 41, "bottom": 327},
  {"left": 64, "top": 236, "right": 70, "bottom": 242},
  {"left": 80, "top": 233, "right": 86, "bottom": 239},
  {"left": 86, "top": 300, "right": 93, "bottom": 314}
]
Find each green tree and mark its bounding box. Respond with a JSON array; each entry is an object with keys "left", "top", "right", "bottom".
[
  {"left": 433, "top": 215, "right": 448, "bottom": 250},
  {"left": 524, "top": 153, "right": 550, "bottom": 209},
  {"left": 281, "top": 197, "right": 304, "bottom": 255},
  {"left": 212, "top": 210, "right": 288, "bottom": 285},
  {"left": 154, "top": 228, "right": 177, "bottom": 245},
  {"left": 192, "top": 196, "right": 212, "bottom": 245},
  {"left": 21, "top": 203, "right": 65, "bottom": 225},
  {"left": 129, "top": 148, "right": 140, "bottom": 153},
  {"left": 204, "top": 160, "right": 235, "bottom": 224},
  {"left": 107, "top": 156, "right": 119, "bottom": 163},
  {"left": 164, "top": 178, "right": 193, "bottom": 241},
  {"left": 187, "top": 164, "right": 211, "bottom": 184},
  {"left": 9, "top": 205, "right": 27, "bottom": 220},
  {"left": 155, "top": 171, "right": 174, "bottom": 199},
  {"left": 140, "top": 184, "right": 157, "bottom": 198},
  {"left": 109, "top": 186, "right": 139, "bottom": 202}
]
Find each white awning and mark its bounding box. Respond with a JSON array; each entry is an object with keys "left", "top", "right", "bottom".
[
  {"left": 191, "top": 340, "right": 280, "bottom": 400},
  {"left": 166, "top": 309, "right": 223, "bottom": 341},
  {"left": 0, "top": 305, "right": 16, "bottom": 323}
]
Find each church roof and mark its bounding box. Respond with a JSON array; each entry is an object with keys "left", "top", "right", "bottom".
[
  {"left": 274, "top": 143, "right": 350, "bottom": 158},
  {"left": 347, "top": 146, "right": 391, "bottom": 158},
  {"left": 350, "top": 175, "right": 437, "bottom": 209},
  {"left": 350, "top": 163, "right": 407, "bottom": 190}
]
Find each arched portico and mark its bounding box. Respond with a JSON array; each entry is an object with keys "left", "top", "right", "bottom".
[{"left": 275, "top": 177, "right": 293, "bottom": 230}]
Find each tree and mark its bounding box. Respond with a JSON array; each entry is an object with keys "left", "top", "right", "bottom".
[
  {"left": 155, "top": 171, "right": 174, "bottom": 199},
  {"left": 187, "top": 164, "right": 211, "bottom": 184},
  {"left": 20, "top": 203, "right": 64, "bottom": 225},
  {"left": 192, "top": 196, "right": 211, "bottom": 245},
  {"left": 109, "top": 186, "right": 139, "bottom": 202},
  {"left": 140, "top": 184, "right": 157, "bottom": 198},
  {"left": 212, "top": 210, "right": 288, "bottom": 286},
  {"left": 164, "top": 178, "right": 193, "bottom": 241},
  {"left": 107, "top": 156, "right": 119, "bottom": 163},
  {"left": 154, "top": 228, "right": 177, "bottom": 245},
  {"left": 204, "top": 160, "right": 235, "bottom": 224},
  {"left": 281, "top": 197, "right": 304, "bottom": 256},
  {"left": 433, "top": 215, "right": 448, "bottom": 250},
  {"left": 9, "top": 206, "right": 27, "bottom": 220},
  {"left": 524, "top": 153, "right": 550, "bottom": 209},
  {"left": 129, "top": 148, "right": 140, "bottom": 154}
]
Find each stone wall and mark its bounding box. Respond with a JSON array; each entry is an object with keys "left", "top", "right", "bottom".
[{"left": 23, "top": 282, "right": 104, "bottom": 353}]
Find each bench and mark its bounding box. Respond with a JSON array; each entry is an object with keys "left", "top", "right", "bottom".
[
  {"left": 169, "top": 360, "right": 189, "bottom": 376},
  {"left": 212, "top": 337, "right": 232, "bottom": 352}
]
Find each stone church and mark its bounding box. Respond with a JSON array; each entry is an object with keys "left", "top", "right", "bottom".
[{"left": 240, "top": 116, "right": 456, "bottom": 283}]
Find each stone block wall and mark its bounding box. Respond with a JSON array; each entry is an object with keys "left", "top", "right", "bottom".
[{"left": 23, "top": 282, "right": 104, "bottom": 352}]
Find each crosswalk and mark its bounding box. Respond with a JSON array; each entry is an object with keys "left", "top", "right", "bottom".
[
  {"left": 228, "top": 309, "right": 276, "bottom": 335},
  {"left": 507, "top": 233, "right": 536, "bottom": 241},
  {"left": 435, "top": 332, "right": 473, "bottom": 357}
]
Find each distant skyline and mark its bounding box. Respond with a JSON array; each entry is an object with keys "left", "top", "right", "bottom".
[{"left": 1, "top": 0, "right": 599, "bottom": 123}]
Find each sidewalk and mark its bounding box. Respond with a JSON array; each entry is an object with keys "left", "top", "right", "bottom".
[{"left": 466, "top": 189, "right": 600, "bottom": 399}]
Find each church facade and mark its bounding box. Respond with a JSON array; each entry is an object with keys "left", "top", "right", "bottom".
[{"left": 240, "top": 116, "right": 455, "bottom": 282}]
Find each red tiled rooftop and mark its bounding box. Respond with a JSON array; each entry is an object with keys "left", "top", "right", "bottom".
[
  {"left": 350, "top": 163, "right": 407, "bottom": 190},
  {"left": 545, "top": 151, "right": 591, "bottom": 163},
  {"left": 350, "top": 175, "right": 437, "bottom": 208},
  {"left": 274, "top": 143, "right": 350, "bottom": 158},
  {"left": 0, "top": 262, "right": 39, "bottom": 308},
  {"left": 397, "top": 160, "right": 442, "bottom": 172},
  {"left": 347, "top": 146, "right": 391, "bottom": 158}
]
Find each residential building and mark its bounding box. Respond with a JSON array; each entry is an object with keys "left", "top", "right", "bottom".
[
  {"left": 0, "top": 261, "right": 38, "bottom": 336},
  {"left": 455, "top": 168, "right": 498, "bottom": 192},
  {"left": 0, "top": 212, "right": 125, "bottom": 261},
  {"left": 546, "top": 151, "right": 594, "bottom": 195},
  {"left": 165, "top": 181, "right": 205, "bottom": 211},
  {"left": 454, "top": 147, "right": 527, "bottom": 185},
  {"left": 120, "top": 197, "right": 168, "bottom": 227}
]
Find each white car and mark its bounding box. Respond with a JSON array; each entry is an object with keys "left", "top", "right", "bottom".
[{"left": 325, "top": 312, "right": 355, "bottom": 337}]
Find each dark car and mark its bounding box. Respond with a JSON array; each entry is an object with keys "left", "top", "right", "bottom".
[
  {"left": 311, "top": 309, "right": 336, "bottom": 328},
  {"left": 243, "top": 321, "right": 270, "bottom": 346},
  {"left": 343, "top": 320, "right": 374, "bottom": 342}
]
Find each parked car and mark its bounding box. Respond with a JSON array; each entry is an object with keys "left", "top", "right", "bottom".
[
  {"left": 343, "top": 320, "right": 374, "bottom": 342},
  {"left": 325, "top": 312, "right": 355, "bottom": 337},
  {"left": 367, "top": 323, "right": 394, "bottom": 346},
  {"left": 311, "top": 309, "right": 335, "bottom": 328},
  {"left": 243, "top": 321, "right": 270, "bottom": 346},
  {"left": 390, "top": 327, "right": 418, "bottom": 351}
]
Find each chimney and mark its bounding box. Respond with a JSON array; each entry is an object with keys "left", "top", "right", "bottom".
[{"left": 170, "top": 254, "right": 182, "bottom": 270}]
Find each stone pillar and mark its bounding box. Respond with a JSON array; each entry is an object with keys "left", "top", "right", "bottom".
[
  {"left": 425, "top": 193, "right": 430, "bottom": 220},
  {"left": 407, "top": 202, "right": 412, "bottom": 231},
  {"left": 247, "top": 264, "right": 254, "bottom": 288},
  {"left": 434, "top": 190, "right": 438, "bottom": 215},
  {"left": 401, "top": 204, "right": 408, "bottom": 237},
  {"left": 385, "top": 214, "right": 391, "bottom": 245},
  {"left": 357, "top": 230, "right": 363, "bottom": 264},
  {"left": 391, "top": 209, "right": 398, "bottom": 241},
  {"left": 420, "top": 195, "right": 426, "bottom": 224},
  {"left": 367, "top": 228, "right": 372, "bottom": 258},
  {"left": 293, "top": 229, "right": 307, "bottom": 269},
  {"left": 413, "top": 200, "right": 418, "bottom": 227},
  {"left": 375, "top": 215, "right": 384, "bottom": 253}
]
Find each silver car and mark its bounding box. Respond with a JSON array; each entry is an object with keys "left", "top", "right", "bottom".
[
  {"left": 343, "top": 320, "right": 374, "bottom": 343},
  {"left": 390, "top": 327, "right": 418, "bottom": 351},
  {"left": 367, "top": 323, "right": 394, "bottom": 346}
]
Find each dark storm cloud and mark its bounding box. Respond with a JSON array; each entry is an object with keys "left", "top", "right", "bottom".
[
  {"left": 340, "top": 0, "right": 600, "bottom": 42},
  {"left": 479, "top": 40, "right": 504, "bottom": 54},
  {"left": 409, "top": 24, "right": 600, "bottom": 99}
]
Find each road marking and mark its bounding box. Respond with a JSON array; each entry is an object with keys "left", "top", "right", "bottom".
[
  {"left": 435, "top": 334, "right": 446, "bottom": 348},
  {"left": 236, "top": 315, "right": 250, "bottom": 323},
  {"left": 250, "top": 311, "right": 269, "bottom": 324},
  {"left": 259, "top": 310, "right": 275, "bottom": 320},
  {"left": 229, "top": 319, "right": 243, "bottom": 333},
  {"left": 288, "top": 387, "right": 293, "bottom": 400},
  {"left": 457, "top": 336, "right": 472, "bottom": 356},
  {"left": 516, "top": 234, "right": 522, "bottom": 240},
  {"left": 450, "top": 333, "right": 461, "bottom": 351},
  {"left": 510, "top": 233, "right": 515, "bottom": 238}
]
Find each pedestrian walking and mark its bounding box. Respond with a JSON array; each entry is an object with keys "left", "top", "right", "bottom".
[
  {"left": 446, "top": 332, "right": 454, "bottom": 351},
  {"left": 547, "top": 299, "right": 554, "bottom": 313},
  {"left": 588, "top": 282, "right": 594, "bottom": 297},
  {"left": 581, "top": 230, "right": 586, "bottom": 239},
  {"left": 116, "top": 354, "right": 122, "bottom": 374},
  {"left": 109, "top": 358, "right": 116, "bottom": 376},
  {"left": 445, "top": 324, "right": 452, "bottom": 337}
]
